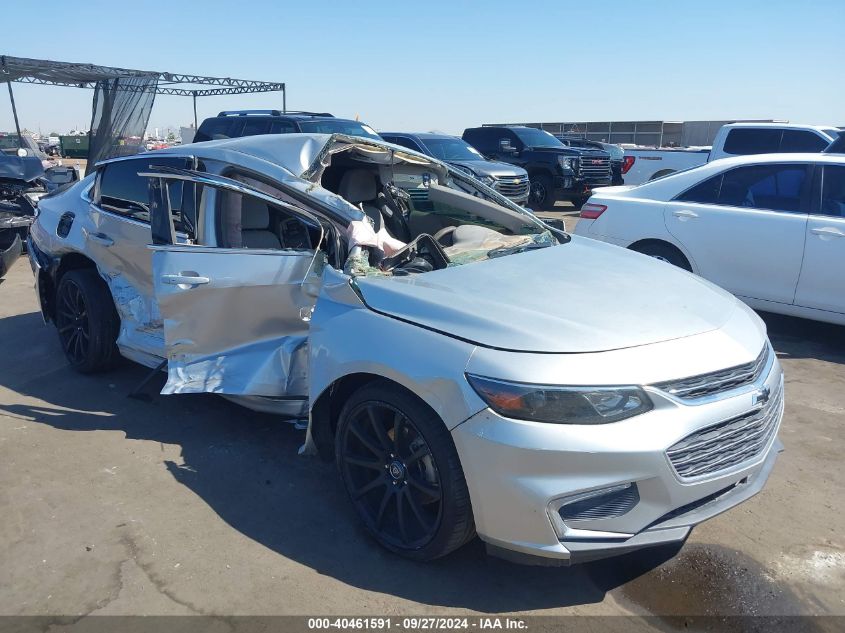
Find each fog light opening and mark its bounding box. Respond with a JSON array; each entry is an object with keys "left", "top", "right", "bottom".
[{"left": 548, "top": 483, "right": 640, "bottom": 540}]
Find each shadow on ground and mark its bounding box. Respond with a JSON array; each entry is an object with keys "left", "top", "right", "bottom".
[
  {"left": 0, "top": 309, "right": 830, "bottom": 613},
  {"left": 761, "top": 311, "right": 845, "bottom": 365}
]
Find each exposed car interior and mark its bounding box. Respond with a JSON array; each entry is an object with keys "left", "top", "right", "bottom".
[
  {"left": 216, "top": 174, "right": 321, "bottom": 252},
  {"left": 317, "top": 143, "right": 554, "bottom": 276}
]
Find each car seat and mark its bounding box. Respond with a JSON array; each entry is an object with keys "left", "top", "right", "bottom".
[
  {"left": 338, "top": 169, "right": 384, "bottom": 231},
  {"left": 241, "top": 196, "right": 282, "bottom": 249}
]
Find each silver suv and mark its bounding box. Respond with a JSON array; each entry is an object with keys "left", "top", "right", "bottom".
[{"left": 28, "top": 133, "right": 783, "bottom": 564}]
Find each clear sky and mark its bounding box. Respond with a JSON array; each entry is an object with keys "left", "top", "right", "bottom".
[{"left": 2, "top": 0, "right": 843, "bottom": 136}]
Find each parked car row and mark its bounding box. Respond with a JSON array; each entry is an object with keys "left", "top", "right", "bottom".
[
  {"left": 190, "top": 110, "right": 619, "bottom": 211},
  {"left": 26, "top": 130, "right": 784, "bottom": 566}
]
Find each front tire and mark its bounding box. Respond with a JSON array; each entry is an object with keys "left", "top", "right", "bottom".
[
  {"left": 335, "top": 381, "right": 475, "bottom": 561},
  {"left": 55, "top": 269, "right": 120, "bottom": 373},
  {"left": 528, "top": 173, "right": 557, "bottom": 211}
]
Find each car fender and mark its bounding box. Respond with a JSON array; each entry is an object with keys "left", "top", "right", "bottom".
[{"left": 305, "top": 266, "right": 486, "bottom": 454}]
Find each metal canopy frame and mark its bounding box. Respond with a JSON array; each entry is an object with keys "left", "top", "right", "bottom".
[{"left": 0, "top": 54, "right": 286, "bottom": 140}]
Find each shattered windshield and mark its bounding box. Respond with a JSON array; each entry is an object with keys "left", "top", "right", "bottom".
[{"left": 307, "top": 137, "right": 564, "bottom": 279}]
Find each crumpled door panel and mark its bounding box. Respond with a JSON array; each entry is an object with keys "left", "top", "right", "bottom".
[{"left": 152, "top": 247, "right": 317, "bottom": 397}]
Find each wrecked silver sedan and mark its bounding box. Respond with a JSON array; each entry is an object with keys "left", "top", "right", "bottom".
[{"left": 27, "top": 133, "right": 783, "bottom": 564}]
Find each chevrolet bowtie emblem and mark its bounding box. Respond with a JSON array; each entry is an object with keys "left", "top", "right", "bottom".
[{"left": 753, "top": 386, "right": 771, "bottom": 407}]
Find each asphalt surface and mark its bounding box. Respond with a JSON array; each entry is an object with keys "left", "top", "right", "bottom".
[{"left": 1, "top": 248, "right": 843, "bottom": 624}]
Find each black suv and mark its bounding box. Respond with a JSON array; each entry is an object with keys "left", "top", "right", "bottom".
[
  {"left": 462, "top": 126, "right": 611, "bottom": 210},
  {"left": 193, "top": 110, "right": 382, "bottom": 143}
]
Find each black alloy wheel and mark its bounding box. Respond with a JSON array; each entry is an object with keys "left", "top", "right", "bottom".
[
  {"left": 338, "top": 400, "right": 443, "bottom": 551},
  {"left": 56, "top": 276, "right": 90, "bottom": 366},
  {"left": 54, "top": 269, "right": 120, "bottom": 373},
  {"left": 529, "top": 173, "right": 556, "bottom": 211}
]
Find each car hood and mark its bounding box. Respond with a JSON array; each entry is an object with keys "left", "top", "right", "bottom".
[
  {"left": 0, "top": 154, "right": 45, "bottom": 183},
  {"left": 447, "top": 160, "right": 528, "bottom": 179},
  {"left": 527, "top": 146, "right": 581, "bottom": 156},
  {"left": 354, "top": 237, "right": 740, "bottom": 353}
]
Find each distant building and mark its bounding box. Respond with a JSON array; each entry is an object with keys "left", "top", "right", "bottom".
[{"left": 483, "top": 119, "right": 784, "bottom": 148}]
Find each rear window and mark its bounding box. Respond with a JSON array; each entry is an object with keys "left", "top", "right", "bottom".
[{"left": 722, "top": 128, "right": 781, "bottom": 155}]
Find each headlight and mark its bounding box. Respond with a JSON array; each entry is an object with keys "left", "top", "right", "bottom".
[
  {"left": 466, "top": 374, "right": 653, "bottom": 424},
  {"left": 477, "top": 174, "right": 496, "bottom": 187},
  {"left": 557, "top": 156, "right": 573, "bottom": 171}
]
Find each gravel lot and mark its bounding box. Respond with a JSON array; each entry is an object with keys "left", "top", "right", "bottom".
[{"left": 1, "top": 245, "right": 843, "bottom": 624}]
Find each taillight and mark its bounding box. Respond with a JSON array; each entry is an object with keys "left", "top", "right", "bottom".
[
  {"left": 621, "top": 156, "right": 635, "bottom": 174},
  {"left": 580, "top": 203, "right": 607, "bottom": 220}
]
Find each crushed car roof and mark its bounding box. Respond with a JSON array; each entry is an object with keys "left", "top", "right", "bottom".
[{"left": 103, "top": 133, "right": 448, "bottom": 226}]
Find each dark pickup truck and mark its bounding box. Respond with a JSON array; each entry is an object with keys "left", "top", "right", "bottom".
[{"left": 462, "top": 126, "right": 612, "bottom": 210}]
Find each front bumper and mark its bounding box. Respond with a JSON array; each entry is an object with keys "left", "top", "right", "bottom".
[
  {"left": 452, "top": 353, "right": 784, "bottom": 565},
  {"left": 553, "top": 176, "right": 612, "bottom": 200}
]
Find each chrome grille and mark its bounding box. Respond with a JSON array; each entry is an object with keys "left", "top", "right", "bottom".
[
  {"left": 493, "top": 176, "right": 529, "bottom": 200},
  {"left": 579, "top": 152, "right": 612, "bottom": 184},
  {"left": 667, "top": 380, "right": 783, "bottom": 479},
  {"left": 655, "top": 345, "right": 770, "bottom": 400}
]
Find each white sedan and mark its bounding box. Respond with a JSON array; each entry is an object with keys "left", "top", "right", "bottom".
[{"left": 574, "top": 153, "right": 845, "bottom": 325}]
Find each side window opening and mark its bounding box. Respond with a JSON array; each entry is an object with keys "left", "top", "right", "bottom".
[
  {"left": 723, "top": 128, "right": 782, "bottom": 155},
  {"left": 717, "top": 164, "right": 808, "bottom": 213},
  {"left": 780, "top": 130, "right": 830, "bottom": 153},
  {"left": 240, "top": 118, "right": 272, "bottom": 137},
  {"left": 99, "top": 157, "right": 194, "bottom": 227},
  {"left": 269, "top": 120, "right": 297, "bottom": 134},
  {"left": 819, "top": 165, "right": 845, "bottom": 217},
  {"left": 216, "top": 172, "right": 322, "bottom": 252}
]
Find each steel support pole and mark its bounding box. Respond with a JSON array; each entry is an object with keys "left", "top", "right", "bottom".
[{"left": 6, "top": 81, "right": 23, "bottom": 148}]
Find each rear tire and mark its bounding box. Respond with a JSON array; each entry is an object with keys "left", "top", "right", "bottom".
[
  {"left": 528, "top": 173, "right": 557, "bottom": 211},
  {"left": 335, "top": 380, "right": 475, "bottom": 561},
  {"left": 55, "top": 269, "right": 120, "bottom": 373},
  {"left": 630, "top": 241, "right": 692, "bottom": 272}
]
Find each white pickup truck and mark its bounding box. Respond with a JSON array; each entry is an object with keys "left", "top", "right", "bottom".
[{"left": 621, "top": 122, "right": 840, "bottom": 185}]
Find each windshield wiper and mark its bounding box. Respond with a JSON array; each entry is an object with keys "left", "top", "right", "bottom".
[{"left": 487, "top": 241, "right": 552, "bottom": 259}]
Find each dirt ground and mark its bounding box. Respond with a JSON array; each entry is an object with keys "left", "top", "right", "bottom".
[{"left": 0, "top": 248, "right": 843, "bottom": 624}]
